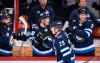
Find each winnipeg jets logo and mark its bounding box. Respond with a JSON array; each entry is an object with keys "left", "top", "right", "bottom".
[{"left": 37, "top": 10, "right": 40, "bottom": 14}]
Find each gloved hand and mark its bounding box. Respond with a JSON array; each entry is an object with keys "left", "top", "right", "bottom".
[{"left": 13, "top": 32, "right": 28, "bottom": 41}]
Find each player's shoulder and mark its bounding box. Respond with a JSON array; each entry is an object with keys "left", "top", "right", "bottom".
[
  {"left": 85, "top": 20, "right": 93, "bottom": 25},
  {"left": 83, "top": 20, "right": 94, "bottom": 28}
]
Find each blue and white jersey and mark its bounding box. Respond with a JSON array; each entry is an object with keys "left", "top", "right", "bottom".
[
  {"left": 70, "top": 20, "right": 95, "bottom": 55},
  {"left": 0, "top": 26, "right": 12, "bottom": 56},
  {"left": 28, "top": 27, "right": 54, "bottom": 56},
  {"left": 53, "top": 31, "right": 75, "bottom": 63},
  {"left": 0, "top": 26, "right": 12, "bottom": 44}
]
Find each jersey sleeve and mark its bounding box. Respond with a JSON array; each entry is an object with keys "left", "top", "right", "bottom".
[{"left": 74, "top": 22, "right": 93, "bottom": 38}]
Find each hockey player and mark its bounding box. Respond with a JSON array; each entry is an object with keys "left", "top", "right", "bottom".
[
  {"left": 50, "top": 21, "right": 75, "bottom": 63},
  {"left": 28, "top": 13, "right": 54, "bottom": 55},
  {"left": 34, "top": 13, "right": 51, "bottom": 49},
  {"left": 69, "top": 8, "right": 95, "bottom": 56},
  {"left": 0, "top": 18, "right": 12, "bottom": 56},
  {"left": 29, "top": 0, "right": 55, "bottom": 30}
]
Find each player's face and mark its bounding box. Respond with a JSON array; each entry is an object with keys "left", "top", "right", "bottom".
[
  {"left": 79, "top": 0, "right": 87, "bottom": 7},
  {"left": 38, "top": 0, "right": 48, "bottom": 7},
  {"left": 80, "top": 13, "right": 87, "bottom": 23},
  {"left": 51, "top": 27, "right": 60, "bottom": 37},
  {"left": 40, "top": 17, "right": 50, "bottom": 28}
]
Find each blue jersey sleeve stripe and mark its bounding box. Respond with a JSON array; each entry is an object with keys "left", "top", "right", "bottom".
[
  {"left": 63, "top": 49, "right": 71, "bottom": 57},
  {"left": 74, "top": 47, "right": 95, "bottom": 54},
  {"left": 84, "top": 28, "right": 92, "bottom": 33},
  {"left": 71, "top": 55, "right": 75, "bottom": 60},
  {"left": 0, "top": 49, "right": 12, "bottom": 54},
  {"left": 32, "top": 46, "right": 53, "bottom": 55},
  {"left": 84, "top": 31, "right": 91, "bottom": 37},
  {"left": 60, "top": 47, "right": 70, "bottom": 53},
  {"left": 74, "top": 44, "right": 95, "bottom": 51}
]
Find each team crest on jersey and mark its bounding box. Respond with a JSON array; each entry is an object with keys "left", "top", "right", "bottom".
[{"left": 37, "top": 10, "right": 40, "bottom": 14}]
